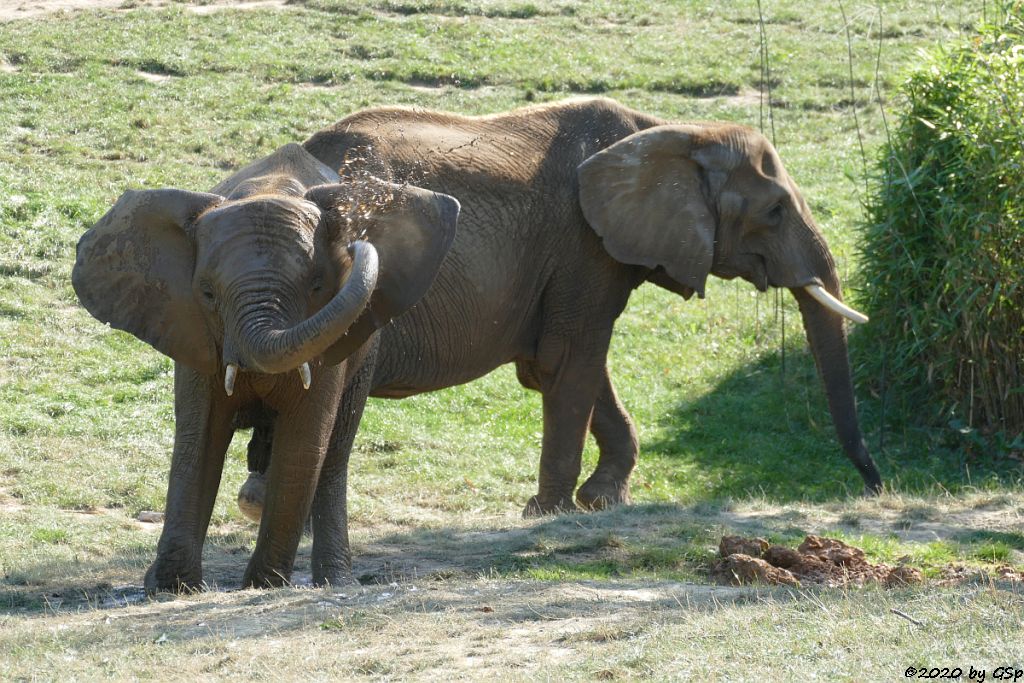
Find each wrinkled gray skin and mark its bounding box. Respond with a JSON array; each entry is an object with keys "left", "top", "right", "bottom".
[
  {"left": 242, "top": 97, "right": 882, "bottom": 520},
  {"left": 72, "top": 145, "right": 459, "bottom": 591}
]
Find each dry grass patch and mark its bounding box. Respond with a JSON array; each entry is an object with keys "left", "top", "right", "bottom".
[{"left": 2, "top": 574, "right": 1022, "bottom": 680}]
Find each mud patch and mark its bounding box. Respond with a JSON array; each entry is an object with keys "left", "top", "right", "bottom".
[
  {"left": 714, "top": 495, "right": 1024, "bottom": 545},
  {"left": 936, "top": 563, "right": 1024, "bottom": 586}
]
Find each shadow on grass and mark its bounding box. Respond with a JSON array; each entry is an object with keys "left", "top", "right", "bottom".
[
  {"left": 0, "top": 506, "right": 781, "bottom": 634},
  {"left": 641, "top": 344, "right": 1023, "bottom": 503},
  {"left": 3, "top": 500, "right": 1020, "bottom": 643},
  {"left": 0, "top": 528, "right": 257, "bottom": 614},
  {"left": 0, "top": 503, "right": 809, "bottom": 615}
]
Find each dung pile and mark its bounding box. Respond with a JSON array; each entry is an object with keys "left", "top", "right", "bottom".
[{"left": 712, "top": 535, "right": 924, "bottom": 588}]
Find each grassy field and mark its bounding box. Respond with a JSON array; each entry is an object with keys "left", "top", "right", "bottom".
[{"left": 1, "top": 0, "right": 1023, "bottom": 679}]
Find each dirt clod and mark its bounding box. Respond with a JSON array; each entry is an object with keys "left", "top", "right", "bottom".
[
  {"left": 798, "top": 535, "right": 866, "bottom": 566},
  {"left": 711, "top": 553, "right": 800, "bottom": 587},
  {"left": 996, "top": 565, "right": 1024, "bottom": 582},
  {"left": 713, "top": 535, "right": 926, "bottom": 588},
  {"left": 762, "top": 545, "right": 802, "bottom": 569},
  {"left": 718, "top": 535, "right": 769, "bottom": 558},
  {"left": 885, "top": 565, "right": 925, "bottom": 586}
]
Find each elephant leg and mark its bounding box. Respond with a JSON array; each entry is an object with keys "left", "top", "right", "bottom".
[
  {"left": 243, "top": 369, "right": 346, "bottom": 588},
  {"left": 522, "top": 334, "right": 609, "bottom": 517},
  {"left": 310, "top": 342, "right": 377, "bottom": 586},
  {"left": 576, "top": 369, "right": 637, "bottom": 510},
  {"left": 518, "top": 362, "right": 637, "bottom": 511},
  {"left": 237, "top": 405, "right": 274, "bottom": 522},
  {"left": 145, "top": 364, "right": 236, "bottom": 594}
]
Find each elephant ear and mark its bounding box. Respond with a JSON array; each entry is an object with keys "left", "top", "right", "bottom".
[
  {"left": 72, "top": 189, "right": 224, "bottom": 373},
  {"left": 577, "top": 125, "right": 736, "bottom": 298},
  {"left": 305, "top": 180, "right": 460, "bottom": 365}
]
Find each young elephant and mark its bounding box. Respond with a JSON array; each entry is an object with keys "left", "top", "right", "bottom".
[
  {"left": 241, "top": 97, "right": 881, "bottom": 519},
  {"left": 72, "top": 144, "right": 459, "bottom": 591}
]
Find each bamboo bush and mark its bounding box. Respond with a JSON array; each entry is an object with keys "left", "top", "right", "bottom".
[{"left": 856, "top": 4, "right": 1024, "bottom": 448}]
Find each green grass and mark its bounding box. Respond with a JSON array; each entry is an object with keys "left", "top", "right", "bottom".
[{"left": 2, "top": 0, "right": 1023, "bottom": 677}]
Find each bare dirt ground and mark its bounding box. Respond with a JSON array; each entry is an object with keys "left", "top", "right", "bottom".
[
  {"left": 0, "top": 0, "right": 289, "bottom": 22},
  {"left": 5, "top": 492, "right": 1021, "bottom": 610},
  {"left": 3, "top": 493, "right": 1022, "bottom": 679}
]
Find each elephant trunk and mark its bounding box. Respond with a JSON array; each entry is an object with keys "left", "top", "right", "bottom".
[
  {"left": 236, "top": 241, "right": 379, "bottom": 375},
  {"left": 790, "top": 266, "right": 882, "bottom": 494}
]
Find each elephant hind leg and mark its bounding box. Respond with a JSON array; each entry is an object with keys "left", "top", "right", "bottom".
[
  {"left": 517, "top": 360, "right": 636, "bottom": 511},
  {"left": 235, "top": 404, "right": 275, "bottom": 522},
  {"left": 515, "top": 359, "right": 542, "bottom": 391},
  {"left": 576, "top": 369, "right": 637, "bottom": 510},
  {"left": 520, "top": 332, "right": 610, "bottom": 517}
]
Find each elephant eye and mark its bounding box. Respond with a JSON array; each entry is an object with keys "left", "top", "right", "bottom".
[
  {"left": 199, "top": 282, "right": 216, "bottom": 303},
  {"left": 311, "top": 277, "right": 324, "bottom": 293},
  {"left": 765, "top": 203, "right": 784, "bottom": 226}
]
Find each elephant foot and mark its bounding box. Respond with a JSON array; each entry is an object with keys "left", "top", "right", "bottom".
[
  {"left": 576, "top": 473, "right": 632, "bottom": 510},
  {"left": 522, "top": 494, "right": 579, "bottom": 518},
  {"left": 242, "top": 566, "right": 292, "bottom": 589},
  {"left": 862, "top": 482, "right": 883, "bottom": 497},
  {"left": 144, "top": 560, "right": 203, "bottom": 595},
  {"left": 313, "top": 569, "right": 359, "bottom": 588},
  {"left": 312, "top": 549, "right": 355, "bottom": 587},
  {"left": 237, "top": 472, "right": 266, "bottom": 522}
]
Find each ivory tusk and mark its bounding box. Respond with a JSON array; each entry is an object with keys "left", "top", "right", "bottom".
[
  {"left": 224, "top": 363, "right": 238, "bottom": 397},
  {"left": 299, "top": 362, "right": 312, "bottom": 390},
  {"left": 803, "top": 284, "right": 869, "bottom": 324}
]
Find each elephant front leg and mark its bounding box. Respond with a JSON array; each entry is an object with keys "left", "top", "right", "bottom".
[
  {"left": 576, "top": 369, "right": 637, "bottom": 510},
  {"left": 145, "top": 365, "right": 236, "bottom": 594},
  {"left": 243, "top": 370, "right": 345, "bottom": 588},
  {"left": 310, "top": 343, "right": 376, "bottom": 586},
  {"left": 522, "top": 336, "right": 608, "bottom": 517}
]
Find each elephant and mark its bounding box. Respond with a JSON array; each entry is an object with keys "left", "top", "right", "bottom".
[
  {"left": 239, "top": 96, "right": 883, "bottom": 523},
  {"left": 72, "top": 143, "right": 459, "bottom": 591}
]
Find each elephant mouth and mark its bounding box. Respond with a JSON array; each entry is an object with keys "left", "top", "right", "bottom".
[
  {"left": 714, "top": 256, "right": 869, "bottom": 324},
  {"left": 222, "top": 361, "right": 313, "bottom": 397},
  {"left": 721, "top": 257, "right": 870, "bottom": 325},
  {"left": 220, "top": 240, "right": 380, "bottom": 397},
  {"left": 716, "top": 253, "right": 770, "bottom": 291}
]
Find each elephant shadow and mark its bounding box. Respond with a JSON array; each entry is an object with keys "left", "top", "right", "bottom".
[
  {"left": 5, "top": 499, "right": 1022, "bottom": 623},
  {"left": 637, "top": 338, "right": 1021, "bottom": 502},
  {"left": 0, "top": 528, "right": 272, "bottom": 614},
  {"left": 638, "top": 342, "right": 869, "bottom": 502}
]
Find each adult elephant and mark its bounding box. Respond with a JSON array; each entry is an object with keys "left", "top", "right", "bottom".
[
  {"left": 240, "top": 97, "right": 882, "bottom": 520},
  {"left": 73, "top": 144, "right": 459, "bottom": 591}
]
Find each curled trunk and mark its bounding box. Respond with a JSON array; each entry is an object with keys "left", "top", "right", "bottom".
[{"left": 239, "top": 241, "right": 379, "bottom": 374}]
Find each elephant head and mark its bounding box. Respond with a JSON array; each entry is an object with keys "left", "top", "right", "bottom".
[
  {"left": 73, "top": 143, "right": 460, "bottom": 390},
  {"left": 577, "top": 124, "right": 881, "bottom": 492}
]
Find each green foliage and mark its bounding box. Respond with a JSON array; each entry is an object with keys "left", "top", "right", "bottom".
[{"left": 857, "top": 5, "right": 1024, "bottom": 448}]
